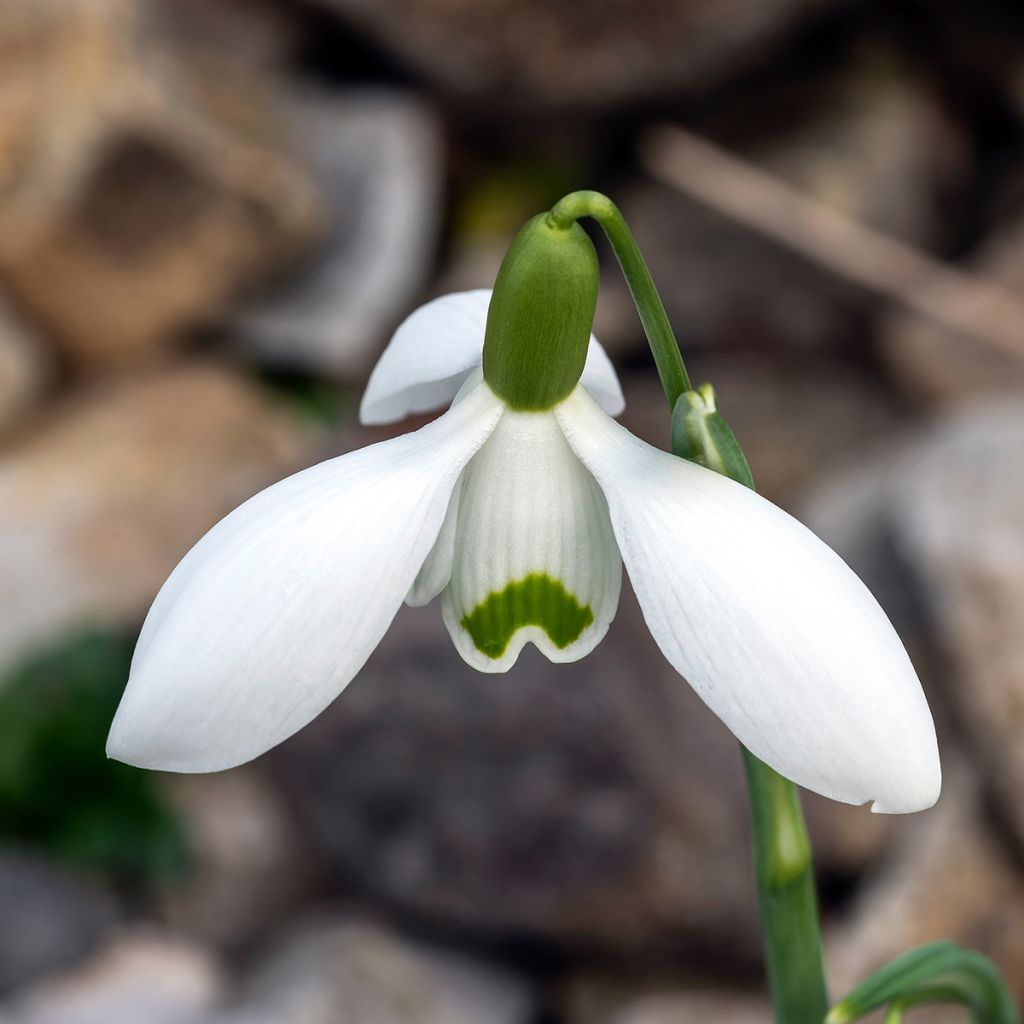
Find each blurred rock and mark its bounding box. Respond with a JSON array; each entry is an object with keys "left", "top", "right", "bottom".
[
  {"left": 886, "top": 400, "right": 1024, "bottom": 850},
  {"left": 562, "top": 975, "right": 771, "bottom": 1024},
  {"left": 1, "top": 920, "right": 533, "bottom": 1024},
  {"left": 827, "top": 769, "right": 1024, "bottom": 1002},
  {"left": 0, "top": 298, "right": 49, "bottom": 437},
  {"left": 229, "top": 918, "right": 535, "bottom": 1024},
  {"left": 603, "top": 991, "right": 769, "bottom": 1024},
  {"left": 0, "top": 0, "right": 321, "bottom": 368},
  {"left": 6, "top": 934, "right": 224, "bottom": 1024},
  {"left": 881, "top": 219, "right": 1024, "bottom": 402},
  {"left": 606, "top": 64, "right": 951, "bottom": 358},
  {"left": 273, "top": 595, "right": 755, "bottom": 962},
  {"left": 751, "top": 61, "right": 954, "bottom": 246},
  {"left": 158, "top": 767, "right": 313, "bottom": 948},
  {"left": 0, "top": 852, "right": 119, "bottom": 994},
  {"left": 272, "top": 575, "right": 893, "bottom": 963},
  {"left": 236, "top": 88, "right": 442, "bottom": 379},
  {"left": 308, "top": 0, "right": 837, "bottom": 111},
  {"left": 0, "top": 363, "right": 314, "bottom": 673},
  {"left": 798, "top": 436, "right": 931, "bottom": 673}
]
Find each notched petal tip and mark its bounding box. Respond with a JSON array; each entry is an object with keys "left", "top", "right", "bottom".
[{"left": 869, "top": 759, "right": 942, "bottom": 815}]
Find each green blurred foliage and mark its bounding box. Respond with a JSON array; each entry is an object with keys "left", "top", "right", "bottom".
[
  {"left": 257, "top": 367, "right": 351, "bottom": 428},
  {"left": 454, "top": 160, "right": 583, "bottom": 242},
  {"left": 0, "top": 629, "right": 188, "bottom": 880}
]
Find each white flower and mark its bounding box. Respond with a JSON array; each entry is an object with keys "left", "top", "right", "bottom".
[{"left": 108, "top": 289, "right": 940, "bottom": 813}]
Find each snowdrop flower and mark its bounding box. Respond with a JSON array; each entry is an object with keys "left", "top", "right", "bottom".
[{"left": 108, "top": 214, "right": 940, "bottom": 813}]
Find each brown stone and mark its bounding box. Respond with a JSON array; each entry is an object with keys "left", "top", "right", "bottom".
[
  {"left": 0, "top": 362, "right": 314, "bottom": 672},
  {"left": 158, "top": 765, "right": 314, "bottom": 948},
  {"left": 0, "top": 0, "right": 322, "bottom": 368},
  {"left": 0, "top": 296, "right": 50, "bottom": 436},
  {"left": 307, "top": 0, "right": 838, "bottom": 111}
]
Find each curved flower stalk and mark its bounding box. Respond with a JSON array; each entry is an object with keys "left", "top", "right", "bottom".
[{"left": 108, "top": 256, "right": 940, "bottom": 816}]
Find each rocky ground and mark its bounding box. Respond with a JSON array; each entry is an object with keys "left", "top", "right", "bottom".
[{"left": 1, "top": 0, "right": 1024, "bottom": 1021}]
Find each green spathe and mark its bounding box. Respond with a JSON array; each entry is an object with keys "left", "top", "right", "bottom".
[
  {"left": 461, "top": 572, "right": 594, "bottom": 659},
  {"left": 671, "top": 382, "right": 754, "bottom": 489},
  {"left": 482, "top": 214, "right": 599, "bottom": 410}
]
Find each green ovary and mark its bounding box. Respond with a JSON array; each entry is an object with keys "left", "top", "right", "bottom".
[{"left": 461, "top": 573, "right": 594, "bottom": 659}]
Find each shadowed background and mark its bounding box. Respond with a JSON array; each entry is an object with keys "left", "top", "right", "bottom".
[{"left": 0, "top": 1, "right": 1022, "bottom": 1021}]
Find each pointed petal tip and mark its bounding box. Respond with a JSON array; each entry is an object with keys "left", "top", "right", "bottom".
[{"left": 110, "top": 384, "right": 503, "bottom": 777}]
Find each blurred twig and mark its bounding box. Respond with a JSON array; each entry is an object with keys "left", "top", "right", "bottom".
[{"left": 643, "top": 125, "right": 1024, "bottom": 359}]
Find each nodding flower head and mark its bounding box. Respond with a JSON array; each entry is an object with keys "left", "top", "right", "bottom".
[{"left": 107, "top": 220, "right": 940, "bottom": 816}]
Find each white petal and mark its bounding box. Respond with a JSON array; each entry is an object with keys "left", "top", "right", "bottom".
[
  {"left": 359, "top": 289, "right": 625, "bottom": 424},
  {"left": 360, "top": 290, "right": 492, "bottom": 425},
  {"left": 556, "top": 387, "right": 940, "bottom": 813},
  {"left": 108, "top": 382, "right": 503, "bottom": 772},
  {"left": 579, "top": 339, "right": 626, "bottom": 417},
  {"left": 442, "top": 408, "right": 622, "bottom": 672},
  {"left": 406, "top": 475, "right": 463, "bottom": 607}
]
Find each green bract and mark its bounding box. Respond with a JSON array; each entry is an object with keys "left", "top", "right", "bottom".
[
  {"left": 671, "top": 382, "right": 754, "bottom": 489},
  {"left": 482, "top": 213, "right": 599, "bottom": 410}
]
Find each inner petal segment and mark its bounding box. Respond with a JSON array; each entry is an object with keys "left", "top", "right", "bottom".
[{"left": 443, "top": 407, "right": 621, "bottom": 672}]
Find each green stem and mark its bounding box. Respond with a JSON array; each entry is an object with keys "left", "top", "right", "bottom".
[
  {"left": 743, "top": 749, "right": 830, "bottom": 1024},
  {"left": 548, "top": 190, "right": 691, "bottom": 407},
  {"left": 548, "top": 189, "right": 829, "bottom": 1023}
]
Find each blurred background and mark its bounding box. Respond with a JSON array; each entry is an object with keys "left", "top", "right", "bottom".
[{"left": 0, "top": 0, "right": 1022, "bottom": 1021}]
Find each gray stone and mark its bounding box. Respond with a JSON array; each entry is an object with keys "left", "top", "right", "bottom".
[
  {"left": 235, "top": 88, "right": 442, "bottom": 379},
  {"left": 7, "top": 934, "right": 224, "bottom": 1024},
  {"left": 0, "top": 852, "right": 119, "bottom": 994},
  {"left": 229, "top": 919, "right": 534, "bottom": 1024},
  {"left": 808, "top": 402, "right": 1024, "bottom": 833},
  {"left": 886, "top": 400, "right": 1024, "bottom": 850},
  {"left": 0, "top": 363, "right": 315, "bottom": 674}
]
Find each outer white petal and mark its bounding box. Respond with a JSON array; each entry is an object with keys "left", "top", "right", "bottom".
[
  {"left": 556, "top": 387, "right": 940, "bottom": 813},
  {"left": 442, "top": 408, "right": 622, "bottom": 672},
  {"left": 108, "top": 383, "right": 503, "bottom": 773},
  {"left": 359, "top": 289, "right": 625, "bottom": 424}
]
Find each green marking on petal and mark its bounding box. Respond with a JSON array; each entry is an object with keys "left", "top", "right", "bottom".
[{"left": 461, "top": 573, "right": 593, "bottom": 659}]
